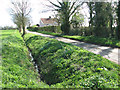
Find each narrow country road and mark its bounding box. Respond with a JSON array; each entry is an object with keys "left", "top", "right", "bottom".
[{"left": 26, "top": 30, "right": 120, "bottom": 65}]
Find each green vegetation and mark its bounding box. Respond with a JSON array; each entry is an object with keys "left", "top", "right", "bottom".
[
  {"left": 1, "top": 30, "right": 120, "bottom": 88},
  {"left": 27, "top": 29, "right": 120, "bottom": 48},
  {"left": 117, "top": 1, "right": 120, "bottom": 39},
  {"left": 4, "top": 1, "right": 120, "bottom": 88},
  {"left": 27, "top": 26, "right": 62, "bottom": 33},
  {"left": 89, "top": 2, "right": 113, "bottom": 37},
  {"left": 24, "top": 33, "right": 120, "bottom": 88},
  {"left": 43, "top": 1, "right": 119, "bottom": 39},
  {"left": 0, "top": 26, "right": 16, "bottom": 30},
  {"left": 48, "top": 0, "right": 82, "bottom": 34},
  {"left": 1, "top": 30, "right": 49, "bottom": 88},
  {"left": 63, "top": 35, "right": 120, "bottom": 48}
]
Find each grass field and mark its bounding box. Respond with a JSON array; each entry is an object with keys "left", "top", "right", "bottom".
[
  {"left": 1, "top": 30, "right": 120, "bottom": 88},
  {"left": 1, "top": 30, "right": 49, "bottom": 88},
  {"left": 24, "top": 33, "right": 120, "bottom": 88}
]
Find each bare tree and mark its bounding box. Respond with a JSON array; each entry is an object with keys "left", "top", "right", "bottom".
[
  {"left": 42, "top": 0, "right": 83, "bottom": 34},
  {"left": 10, "top": 0, "right": 31, "bottom": 37}
]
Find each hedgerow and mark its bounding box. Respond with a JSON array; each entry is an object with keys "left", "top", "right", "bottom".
[
  {"left": 27, "top": 26, "right": 62, "bottom": 33},
  {"left": 27, "top": 29, "right": 120, "bottom": 48},
  {"left": 24, "top": 33, "right": 120, "bottom": 88}
]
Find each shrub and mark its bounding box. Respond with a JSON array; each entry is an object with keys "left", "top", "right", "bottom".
[
  {"left": 69, "top": 27, "right": 92, "bottom": 36},
  {"left": 27, "top": 26, "right": 62, "bottom": 33}
]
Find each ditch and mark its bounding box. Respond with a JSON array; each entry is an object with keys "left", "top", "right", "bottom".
[
  {"left": 22, "top": 36, "right": 54, "bottom": 85},
  {"left": 21, "top": 33, "right": 120, "bottom": 88},
  {"left": 22, "top": 36, "right": 41, "bottom": 82}
]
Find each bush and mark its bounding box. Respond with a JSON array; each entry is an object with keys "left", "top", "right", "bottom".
[
  {"left": 24, "top": 33, "right": 120, "bottom": 88},
  {"left": 27, "top": 26, "right": 62, "bottom": 33},
  {"left": 69, "top": 27, "right": 92, "bottom": 36}
]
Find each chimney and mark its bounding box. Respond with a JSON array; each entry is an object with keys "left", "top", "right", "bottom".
[
  {"left": 49, "top": 16, "right": 51, "bottom": 19},
  {"left": 47, "top": 16, "right": 51, "bottom": 20}
]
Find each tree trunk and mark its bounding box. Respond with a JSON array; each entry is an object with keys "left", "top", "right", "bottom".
[
  {"left": 110, "top": 15, "right": 114, "bottom": 38},
  {"left": 88, "top": 2, "right": 94, "bottom": 36},
  {"left": 19, "top": 25, "right": 22, "bottom": 33},
  {"left": 61, "top": 16, "right": 70, "bottom": 35},
  {"left": 19, "top": 28, "right": 21, "bottom": 33},
  {"left": 22, "top": 26, "right": 25, "bottom": 37}
]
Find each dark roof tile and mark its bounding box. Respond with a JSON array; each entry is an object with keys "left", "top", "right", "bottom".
[{"left": 41, "top": 18, "right": 57, "bottom": 24}]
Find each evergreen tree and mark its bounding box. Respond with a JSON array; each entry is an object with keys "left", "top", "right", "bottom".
[
  {"left": 117, "top": 0, "right": 120, "bottom": 39},
  {"left": 93, "top": 2, "right": 111, "bottom": 37},
  {"left": 88, "top": 2, "right": 94, "bottom": 35}
]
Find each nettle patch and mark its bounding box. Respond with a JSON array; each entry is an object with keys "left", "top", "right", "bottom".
[{"left": 24, "top": 33, "right": 120, "bottom": 88}]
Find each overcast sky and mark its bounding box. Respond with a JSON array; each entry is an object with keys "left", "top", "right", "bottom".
[
  {"left": 0, "top": 0, "right": 90, "bottom": 27},
  {"left": 0, "top": 0, "right": 118, "bottom": 27},
  {"left": 0, "top": 0, "right": 55, "bottom": 27}
]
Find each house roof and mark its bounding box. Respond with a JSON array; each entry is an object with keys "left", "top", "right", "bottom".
[{"left": 41, "top": 18, "right": 57, "bottom": 24}]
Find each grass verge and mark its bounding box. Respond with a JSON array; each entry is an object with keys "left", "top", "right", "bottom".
[
  {"left": 1, "top": 30, "right": 49, "bottom": 88},
  {"left": 30, "top": 30, "right": 120, "bottom": 48},
  {"left": 24, "top": 33, "right": 120, "bottom": 88}
]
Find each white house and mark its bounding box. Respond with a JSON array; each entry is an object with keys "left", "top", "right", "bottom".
[{"left": 39, "top": 16, "right": 58, "bottom": 27}]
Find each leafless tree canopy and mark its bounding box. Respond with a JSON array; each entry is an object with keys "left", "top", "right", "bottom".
[
  {"left": 11, "top": 0, "right": 31, "bottom": 16},
  {"left": 10, "top": 0, "right": 31, "bottom": 36}
]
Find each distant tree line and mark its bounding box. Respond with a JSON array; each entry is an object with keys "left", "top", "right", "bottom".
[{"left": 0, "top": 26, "right": 16, "bottom": 30}]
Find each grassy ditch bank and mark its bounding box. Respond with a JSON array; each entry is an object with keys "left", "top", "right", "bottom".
[
  {"left": 1, "top": 30, "right": 49, "bottom": 88},
  {"left": 24, "top": 33, "right": 120, "bottom": 88},
  {"left": 29, "top": 30, "right": 120, "bottom": 48}
]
